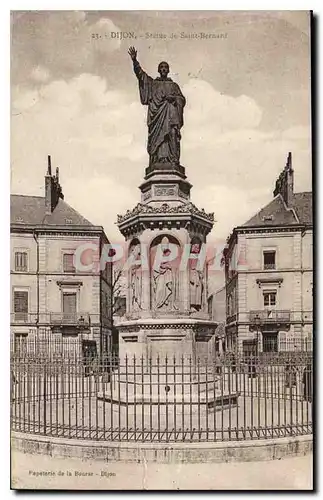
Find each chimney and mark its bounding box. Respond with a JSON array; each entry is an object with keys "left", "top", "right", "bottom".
[
  {"left": 284, "top": 152, "right": 294, "bottom": 206},
  {"left": 45, "top": 155, "right": 64, "bottom": 215},
  {"left": 273, "top": 152, "right": 294, "bottom": 207},
  {"left": 45, "top": 155, "right": 53, "bottom": 215}
]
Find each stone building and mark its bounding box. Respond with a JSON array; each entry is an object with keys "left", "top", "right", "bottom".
[
  {"left": 224, "top": 153, "right": 313, "bottom": 354},
  {"left": 10, "top": 156, "right": 112, "bottom": 356},
  {"left": 207, "top": 285, "right": 226, "bottom": 356},
  {"left": 208, "top": 285, "right": 226, "bottom": 325}
]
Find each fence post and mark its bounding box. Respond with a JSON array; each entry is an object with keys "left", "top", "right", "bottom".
[{"left": 43, "top": 362, "right": 47, "bottom": 435}]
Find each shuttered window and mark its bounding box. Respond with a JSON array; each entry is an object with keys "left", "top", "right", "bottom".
[
  {"left": 62, "top": 293, "right": 77, "bottom": 314},
  {"left": 14, "top": 291, "right": 28, "bottom": 312},
  {"left": 63, "top": 253, "right": 75, "bottom": 273},
  {"left": 15, "top": 252, "right": 28, "bottom": 272},
  {"left": 13, "top": 291, "right": 28, "bottom": 321}
]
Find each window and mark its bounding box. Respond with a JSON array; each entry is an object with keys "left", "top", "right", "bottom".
[
  {"left": 63, "top": 253, "right": 76, "bottom": 273},
  {"left": 263, "top": 250, "right": 276, "bottom": 270},
  {"left": 62, "top": 292, "right": 77, "bottom": 320},
  {"left": 262, "top": 333, "right": 278, "bottom": 353},
  {"left": 13, "top": 333, "right": 27, "bottom": 354},
  {"left": 15, "top": 252, "right": 28, "bottom": 272},
  {"left": 13, "top": 290, "right": 28, "bottom": 321},
  {"left": 263, "top": 292, "right": 276, "bottom": 307},
  {"left": 243, "top": 340, "right": 257, "bottom": 357}
]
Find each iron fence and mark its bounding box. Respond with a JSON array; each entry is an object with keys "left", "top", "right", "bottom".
[{"left": 11, "top": 345, "right": 312, "bottom": 443}]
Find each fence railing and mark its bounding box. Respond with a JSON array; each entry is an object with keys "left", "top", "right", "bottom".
[{"left": 11, "top": 350, "right": 312, "bottom": 443}]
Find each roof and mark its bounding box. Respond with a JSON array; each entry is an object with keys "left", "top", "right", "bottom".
[
  {"left": 242, "top": 192, "right": 312, "bottom": 229},
  {"left": 292, "top": 192, "right": 313, "bottom": 225},
  {"left": 10, "top": 194, "right": 95, "bottom": 228}
]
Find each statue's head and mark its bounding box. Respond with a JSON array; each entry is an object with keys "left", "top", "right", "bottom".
[{"left": 158, "top": 61, "right": 170, "bottom": 78}]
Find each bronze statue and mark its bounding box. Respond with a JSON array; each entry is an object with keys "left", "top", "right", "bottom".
[{"left": 128, "top": 46, "right": 186, "bottom": 167}]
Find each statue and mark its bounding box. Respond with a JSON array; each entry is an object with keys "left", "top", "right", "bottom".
[
  {"left": 129, "top": 244, "right": 142, "bottom": 311},
  {"left": 128, "top": 46, "right": 186, "bottom": 167},
  {"left": 152, "top": 236, "right": 178, "bottom": 310},
  {"left": 189, "top": 241, "right": 204, "bottom": 311},
  {"left": 190, "top": 268, "right": 204, "bottom": 311}
]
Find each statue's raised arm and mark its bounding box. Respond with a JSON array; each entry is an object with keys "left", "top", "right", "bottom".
[
  {"left": 128, "top": 46, "right": 137, "bottom": 62},
  {"left": 128, "top": 46, "right": 153, "bottom": 102},
  {"left": 128, "top": 47, "right": 186, "bottom": 168}
]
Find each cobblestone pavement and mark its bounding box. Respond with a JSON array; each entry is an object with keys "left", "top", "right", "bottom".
[{"left": 11, "top": 450, "right": 313, "bottom": 490}]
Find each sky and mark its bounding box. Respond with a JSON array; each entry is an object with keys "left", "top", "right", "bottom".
[{"left": 11, "top": 11, "right": 311, "bottom": 244}]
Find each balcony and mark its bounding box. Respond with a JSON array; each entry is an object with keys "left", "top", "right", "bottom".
[
  {"left": 249, "top": 310, "right": 291, "bottom": 324},
  {"left": 10, "top": 312, "right": 38, "bottom": 324},
  {"left": 263, "top": 263, "right": 275, "bottom": 270},
  {"left": 10, "top": 312, "right": 102, "bottom": 326},
  {"left": 50, "top": 312, "right": 91, "bottom": 327}
]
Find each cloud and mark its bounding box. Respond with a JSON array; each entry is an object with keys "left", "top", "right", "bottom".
[
  {"left": 63, "top": 177, "right": 138, "bottom": 242},
  {"left": 183, "top": 79, "right": 263, "bottom": 133},
  {"left": 281, "top": 126, "right": 310, "bottom": 141},
  {"left": 30, "top": 65, "right": 51, "bottom": 83},
  {"left": 91, "top": 18, "right": 122, "bottom": 53},
  {"left": 11, "top": 12, "right": 122, "bottom": 85},
  {"left": 11, "top": 75, "right": 311, "bottom": 239},
  {"left": 194, "top": 184, "right": 271, "bottom": 240}
]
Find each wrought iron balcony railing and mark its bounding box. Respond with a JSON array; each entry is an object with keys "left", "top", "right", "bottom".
[
  {"left": 263, "top": 263, "right": 276, "bottom": 270},
  {"left": 50, "top": 312, "right": 91, "bottom": 326},
  {"left": 250, "top": 310, "right": 291, "bottom": 323},
  {"left": 10, "top": 312, "right": 104, "bottom": 325},
  {"left": 11, "top": 312, "right": 38, "bottom": 324}
]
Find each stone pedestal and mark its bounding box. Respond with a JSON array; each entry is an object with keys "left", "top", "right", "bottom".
[
  {"left": 113, "top": 161, "right": 237, "bottom": 410},
  {"left": 116, "top": 318, "right": 218, "bottom": 365}
]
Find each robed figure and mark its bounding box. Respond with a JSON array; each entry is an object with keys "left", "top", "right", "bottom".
[
  {"left": 151, "top": 236, "right": 179, "bottom": 311},
  {"left": 189, "top": 240, "right": 204, "bottom": 311},
  {"left": 129, "top": 244, "right": 142, "bottom": 311},
  {"left": 128, "top": 47, "right": 186, "bottom": 166},
  {"left": 190, "top": 268, "right": 204, "bottom": 311}
]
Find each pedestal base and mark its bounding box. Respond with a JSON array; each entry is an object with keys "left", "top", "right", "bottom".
[
  {"left": 98, "top": 371, "right": 239, "bottom": 409},
  {"left": 98, "top": 385, "right": 239, "bottom": 409},
  {"left": 108, "top": 318, "right": 239, "bottom": 410},
  {"left": 116, "top": 317, "right": 219, "bottom": 365}
]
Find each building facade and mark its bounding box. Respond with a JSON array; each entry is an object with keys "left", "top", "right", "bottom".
[
  {"left": 10, "top": 157, "right": 113, "bottom": 356},
  {"left": 224, "top": 153, "right": 313, "bottom": 354}
]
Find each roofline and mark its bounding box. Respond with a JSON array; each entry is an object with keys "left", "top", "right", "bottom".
[
  {"left": 225, "top": 222, "right": 312, "bottom": 250},
  {"left": 279, "top": 193, "right": 300, "bottom": 224},
  {"left": 10, "top": 194, "right": 44, "bottom": 199},
  {"left": 10, "top": 223, "right": 106, "bottom": 234},
  {"left": 234, "top": 223, "right": 312, "bottom": 231}
]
